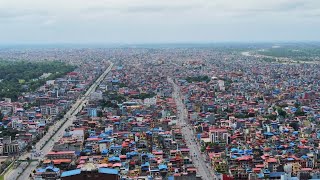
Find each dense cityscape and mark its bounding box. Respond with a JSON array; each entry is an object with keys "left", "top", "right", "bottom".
[{"left": 0, "top": 44, "right": 319, "bottom": 180}]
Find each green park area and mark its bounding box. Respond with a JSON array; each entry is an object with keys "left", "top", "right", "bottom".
[{"left": 0, "top": 60, "right": 75, "bottom": 100}]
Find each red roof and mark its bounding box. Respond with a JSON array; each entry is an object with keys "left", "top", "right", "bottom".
[
  {"left": 47, "top": 151, "right": 75, "bottom": 155},
  {"left": 266, "top": 158, "right": 277, "bottom": 163},
  {"left": 209, "top": 127, "right": 227, "bottom": 133},
  {"left": 237, "top": 156, "right": 252, "bottom": 161},
  {"left": 52, "top": 159, "right": 72, "bottom": 164},
  {"left": 120, "top": 155, "right": 127, "bottom": 159}
]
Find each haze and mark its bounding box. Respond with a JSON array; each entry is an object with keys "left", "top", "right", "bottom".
[{"left": 1, "top": 0, "right": 320, "bottom": 44}]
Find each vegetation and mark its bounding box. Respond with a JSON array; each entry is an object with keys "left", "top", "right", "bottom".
[
  {"left": 0, "top": 159, "right": 12, "bottom": 175},
  {"left": 257, "top": 46, "right": 320, "bottom": 61},
  {"left": 0, "top": 126, "right": 19, "bottom": 140},
  {"left": 185, "top": 75, "right": 210, "bottom": 83},
  {"left": 0, "top": 60, "right": 75, "bottom": 100},
  {"left": 118, "top": 83, "right": 127, "bottom": 88},
  {"left": 261, "top": 57, "right": 276, "bottom": 63},
  {"left": 277, "top": 107, "right": 287, "bottom": 117},
  {"left": 101, "top": 100, "right": 119, "bottom": 108},
  {"left": 295, "top": 108, "right": 306, "bottom": 116},
  {"left": 130, "top": 93, "right": 156, "bottom": 100},
  {"left": 234, "top": 113, "right": 250, "bottom": 119},
  {"left": 264, "top": 114, "right": 277, "bottom": 120}
]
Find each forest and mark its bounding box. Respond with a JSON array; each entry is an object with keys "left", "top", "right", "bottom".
[{"left": 0, "top": 60, "right": 75, "bottom": 100}]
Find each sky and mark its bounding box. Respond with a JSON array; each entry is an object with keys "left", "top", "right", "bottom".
[{"left": 0, "top": 0, "right": 320, "bottom": 44}]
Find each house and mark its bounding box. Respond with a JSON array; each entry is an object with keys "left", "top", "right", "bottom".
[{"left": 61, "top": 163, "right": 119, "bottom": 180}]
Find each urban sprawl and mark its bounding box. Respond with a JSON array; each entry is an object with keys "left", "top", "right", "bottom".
[{"left": 0, "top": 47, "right": 319, "bottom": 180}]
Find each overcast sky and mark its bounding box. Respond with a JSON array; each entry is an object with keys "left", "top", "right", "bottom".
[{"left": 1, "top": 0, "right": 320, "bottom": 44}]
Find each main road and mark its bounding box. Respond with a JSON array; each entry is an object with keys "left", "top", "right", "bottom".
[
  {"left": 168, "top": 77, "right": 213, "bottom": 180},
  {"left": 6, "top": 62, "right": 114, "bottom": 180}
]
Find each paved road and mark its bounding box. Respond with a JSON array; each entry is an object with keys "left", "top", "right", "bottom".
[
  {"left": 169, "top": 77, "right": 213, "bottom": 180},
  {"left": 17, "top": 161, "right": 38, "bottom": 180},
  {"left": 5, "top": 162, "right": 28, "bottom": 180},
  {"left": 6, "top": 62, "right": 114, "bottom": 180}
]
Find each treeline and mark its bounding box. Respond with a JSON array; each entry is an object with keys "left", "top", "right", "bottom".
[
  {"left": 186, "top": 75, "right": 210, "bottom": 83},
  {"left": 258, "top": 47, "right": 320, "bottom": 61},
  {"left": 0, "top": 60, "right": 75, "bottom": 100},
  {"left": 130, "top": 92, "right": 156, "bottom": 100}
]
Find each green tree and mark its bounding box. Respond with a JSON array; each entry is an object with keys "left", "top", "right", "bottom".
[
  {"left": 295, "top": 108, "right": 305, "bottom": 116},
  {"left": 277, "top": 108, "right": 287, "bottom": 117}
]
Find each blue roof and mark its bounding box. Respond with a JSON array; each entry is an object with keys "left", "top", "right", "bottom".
[
  {"left": 231, "top": 148, "right": 238, "bottom": 153},
  {"left": 83, "top": 149, "right": 92, "bottom": 153},
  {"left": 61, "top": 169, "right": 81, "bottom": 177},
  {"left": 99, "top": 133, "right": 107, "bottom": 138},
  {"left": 126, "top": 151, "right": 139, "bottom": 158},
  {"left": 147, "top": 153, "right": 155, "bottom": 158},
  {"left": 101, "top": 149, "right": 109, "bottom": 155},
  {"left": 231, "top": 155, "right": 238, "bottom": 159},
  {"left": 168, "top": 176, "right": 174, "bottom": 180},
  {"left": 109, "top": 156, "right": 121, "bottom": 162},
  {"left": 99, "top": 139, "right": 112, "bottom": 143},
  {"left": 37, "top": 166, "right": 60, "bottom": 173},
  {"left": 290, "top": 178, "right": 299, "bottom": 180},
  {"left": 270, "top": 172, "right": 285, "bottom": 178},
  {"left": 277, "top": 145, "right": 284, "bottom": 149},
  {"left": 142, "top": 162, "right": 150, "bottom": 167},
  {"left": 110, "top": 145, "right": 122, "bottom": 149},
  {"left": 158, "top": 164, "right": 168, "bottom": 170},
  {"left": 98, "top": 168, "right": 119, "bottom": 175},
  {"left": 263, "top": 169, "right": 270, "bottom": 174},
  {"left": 264, "top": 132, "right": 274, "bottom": 136},
  {"left": 287, "top": 158, "right": 294, "bottom": 161},
  {"left": 291, "top": 107, "right": 297, "bottom": 112}
]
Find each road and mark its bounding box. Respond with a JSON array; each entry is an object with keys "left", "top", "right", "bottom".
[
  {"left": 5, "top": 162, "right": 28, "bottom": 180},
  {"left": 168, "top": 77, "right": 213, "bottom": 180},
  {"left": 6, "top": 62, "right": 114, "bottom": 180}
]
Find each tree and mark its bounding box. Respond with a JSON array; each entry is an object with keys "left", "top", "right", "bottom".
[
  {"left": 0, "top": 60, "right": 75, "bottom": 100},
  {"left": 0, "top": 112, "right": 3, "bottom": 121},
  {"left": 295, "top": 108, "right": 305, "bottom": 117},
  {"left": 277, "top": 108, "right": 287, "bottom": 117},
  {"left": 201, "top": 146, "right": 206, "bottom": 152}
]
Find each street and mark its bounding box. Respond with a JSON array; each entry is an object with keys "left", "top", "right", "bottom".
[
  {"left": 169, "top": 77, "right": 213, "bottom": 180},
  {"left": 5, "top": 62, "right": 113, "bottom": 180}
]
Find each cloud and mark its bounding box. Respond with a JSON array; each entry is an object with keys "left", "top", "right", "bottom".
[
  {"left": 0, "top": 0, "right": 319, "bottom": 43},
  {"left": 0, "top": 8, "right": 49, "bottom": 20},
  {"left": 125, "top": 3, "right": 203, "bottom": 13}
]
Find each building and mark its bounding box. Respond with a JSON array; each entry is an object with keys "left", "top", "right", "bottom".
[
  {"left": 61, "top": 163, "right": 119, "bottom": 180},
  {"left": 209, "top": 127, "right": 230, "bottom": 145}
]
